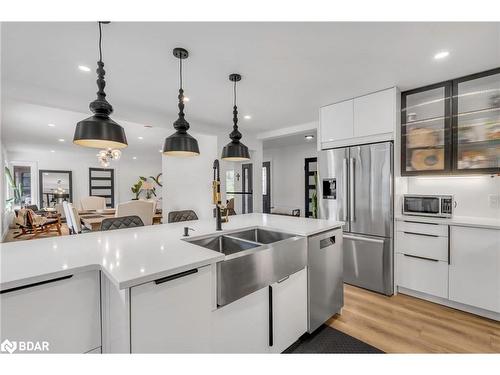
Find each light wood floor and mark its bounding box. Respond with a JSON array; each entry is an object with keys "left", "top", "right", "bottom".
[{"left": 327, "top": 284, "right": 500, "bottom": 353}]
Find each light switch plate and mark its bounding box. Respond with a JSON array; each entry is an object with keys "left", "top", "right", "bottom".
[{"left": 488, "top": 194, "right": 500, "bottom": 209}]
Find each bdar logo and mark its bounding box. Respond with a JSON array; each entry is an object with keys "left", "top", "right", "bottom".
[{"left": 1, "top": 339, "right": 17, "bottom": 354}]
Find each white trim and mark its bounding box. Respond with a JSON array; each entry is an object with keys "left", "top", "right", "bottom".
[
  {"left": 320, "top": 132, "right": 394, "bottom": 150},
  {"left": 397, "top": 286, "right": 500, "bottom": 321}
]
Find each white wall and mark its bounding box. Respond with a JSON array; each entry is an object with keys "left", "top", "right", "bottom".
[
  {"left": 162, "top": 132, "right": 218, "bottom": 220},
  {"left": 6, "top": 149, "right": 162, "bottom": 209},
  {"left": 401, "top": 175, "right": 500, "bottom": 219},
  {"left": 263, "top": 141, "right": 318, "bottom": 217}
]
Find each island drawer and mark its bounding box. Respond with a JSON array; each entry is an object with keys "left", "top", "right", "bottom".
[{"left": 0, "top": 271, "right": 101, "bottom": 353}]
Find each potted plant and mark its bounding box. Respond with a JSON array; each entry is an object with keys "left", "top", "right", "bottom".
[{"left": 131, "top": 179, "right": 143, "bottom": 200}]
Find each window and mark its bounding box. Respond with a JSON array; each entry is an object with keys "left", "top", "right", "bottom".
[{"left": 226, "top": 170, "right": 235, "bottom": 201}]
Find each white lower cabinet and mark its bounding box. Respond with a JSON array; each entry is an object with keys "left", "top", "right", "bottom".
[
  {"left": 130, "top": 265, "right": 212, "bottom": 353},
  {"left": 449, "top": 226, "right": 500, "bottom": 313},
  {"left": 269, "top": 267, "right": 307, "bottom": 353},
  {"left": 211, "top": 286, "right": 269, "bottom": 353},
  {"left": 0, "top": 271, "right": 101, "bottom": 354},
  {"left": 396, "top": 253, "right": 449, "bottom": 299}
]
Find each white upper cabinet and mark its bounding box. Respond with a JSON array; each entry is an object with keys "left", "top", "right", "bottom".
[
  {"left": 449, "top": 226, "right": 500, "bottom": 313},
  {"left": 319, "top": 99, "right": 354, "bottom": 143},
  {"left": 354, "top": 88, "right": 396, "bottom": 138},
  {"left": 319, "top": 87, "right": 397, "bottom": 149}
]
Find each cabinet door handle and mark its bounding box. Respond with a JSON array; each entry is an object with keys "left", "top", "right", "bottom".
[
  {"left": 447, "top": 226, "right": 451, "bottom": 265},
  {"left": 403, "top": 220, "right": 439, "bottom": 225},
  {"left": 154, "top": 268, "right": 198, "bottom": 285},
  {"left": 403, "top": 231, "right": 439, "bottom": 238},
  {"left": 403, "top": 254, "right": 439, "bottom": 262},
  {"left": 268, "top": 285, "right": 273, "bottom": 347},
  {"left": 278, "top": 275, "right": 290, "bottom": 284},
  {"left": 0, "top": 274, "right": 73, "bottom": 295}
]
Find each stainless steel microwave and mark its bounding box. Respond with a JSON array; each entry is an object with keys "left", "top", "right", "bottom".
[{"left": 403, "top": 194, "right": 454, "bottom": 218}]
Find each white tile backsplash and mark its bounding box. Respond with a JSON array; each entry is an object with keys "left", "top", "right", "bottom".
[{"left": 399, "top": 175, "right": 500, "bottom": 219}]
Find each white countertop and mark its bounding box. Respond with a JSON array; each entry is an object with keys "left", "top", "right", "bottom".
[
  {"left": 395, "top": 215, "right": 500, "bottom": 230},
  {"left": 0, "top": 213, "right": 343, "bottom": 291}
]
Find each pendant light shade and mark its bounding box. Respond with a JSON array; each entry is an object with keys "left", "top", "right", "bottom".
[
  {"left": 163, "top": 48, "right": 200, "bottom": 157},
  {"left": 221, "top": 74, "right": 250, "bottom": 161},
  {"left": 74, "top": 22, "right": 128, "bottom": 149}
]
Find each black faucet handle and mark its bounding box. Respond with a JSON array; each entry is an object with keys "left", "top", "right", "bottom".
[{"left": 183, "top": 227, "right": 195, "bottom": 237}]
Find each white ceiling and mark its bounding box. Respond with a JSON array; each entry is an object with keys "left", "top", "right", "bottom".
[
  {"left": 263, "top": 130, "right": 317, "bottom": 149},
  {"left": 2, "top": 22, "right": 500, "bottom": 149}
]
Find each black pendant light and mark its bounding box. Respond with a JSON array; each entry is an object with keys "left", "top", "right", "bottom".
[
  {"left": 73, "top": 22, "right": 128, "bottom": 149},
  {"left": 221, "top": 74, "right": 250, "bottom": 161},
  {"left": 163, "top": 48, "right": 200, "bottom": 156}
]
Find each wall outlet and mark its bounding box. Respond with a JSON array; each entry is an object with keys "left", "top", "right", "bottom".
[{"left": 488, "top": 194, "right": 500, "bottom": 209}]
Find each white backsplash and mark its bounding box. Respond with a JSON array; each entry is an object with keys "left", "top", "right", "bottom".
[{"left": 397, "top": 175, "right": 500, "bottom": 219}]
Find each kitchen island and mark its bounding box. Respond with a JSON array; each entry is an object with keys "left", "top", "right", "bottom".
[{"left": 0, "top": 213, "right": 343, "bottom": 354}]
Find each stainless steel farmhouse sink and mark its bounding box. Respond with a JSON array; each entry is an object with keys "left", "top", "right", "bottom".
[{"left": 185, "top": 228, "right": 307, "bottom": 306}]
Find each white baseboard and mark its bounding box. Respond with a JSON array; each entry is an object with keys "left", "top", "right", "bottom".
[{"left": 397, "top": 286, "right": 500, "bottom": 322}]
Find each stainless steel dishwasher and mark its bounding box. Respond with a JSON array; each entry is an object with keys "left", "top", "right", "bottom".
[{"left": 307, "top": 228, "right": 343, "bottom": 333}]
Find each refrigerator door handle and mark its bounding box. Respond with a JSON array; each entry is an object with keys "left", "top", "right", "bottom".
[
  {"left": 343, "top": 234, "right": 385, "bottom": 244},
  {"left": 342, "top": 158, "right": 348, "bottom": 222},
  {"left": 349, "top": 157, "right": 355, "bottom": 221}
]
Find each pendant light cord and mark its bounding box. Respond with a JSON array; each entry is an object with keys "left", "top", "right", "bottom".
[
  {"left": 98, "top": 22, "right": 103, "bottom": 63},
  {"left": 179, "top": 56, "right": 183, "bottom": 90},
  {"left": 233, "top": 79, "right": 237, "bottom": 107}
]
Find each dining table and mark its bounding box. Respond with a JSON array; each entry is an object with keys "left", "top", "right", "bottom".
[{"left": 78, "top": 209, "right": 163, "bottom": 231}]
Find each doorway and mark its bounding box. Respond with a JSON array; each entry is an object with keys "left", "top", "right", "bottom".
[
  {"left": 304, "top": 157, "right": 318, "bottom": 218},
  {"left": 241, "top": 163, "right": 253, "bottom": 214},
  {"left": 262, "top": 161, "right": 271, "bottom": 213}
]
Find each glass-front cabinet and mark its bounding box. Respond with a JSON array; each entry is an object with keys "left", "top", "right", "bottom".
[
  {"left": 401, "top": 82, "right": 452, "bottom": 175},
  {"left": 401, "top": 68, "right": 500, "bottom": 175},
  {"left": 454, "top": 70, "right": 500, "bottom": 172}
]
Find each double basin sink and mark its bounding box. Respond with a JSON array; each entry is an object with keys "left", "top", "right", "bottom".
[{"left": 186, "top": 228, "right": 307, "bottom": 306}]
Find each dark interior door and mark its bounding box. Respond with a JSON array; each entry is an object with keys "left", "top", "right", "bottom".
[
  {"left": 262, "top": 161, "right": 271, "bottom": 214},
  {"left": 242, "top": 163, "right": 253, "bottom": 214},
  {"left": 304, "top": 157, "right": 318, "bottom": 218}
]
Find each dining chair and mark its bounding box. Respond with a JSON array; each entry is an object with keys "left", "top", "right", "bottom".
[
  {"left": 69, "top": 203, "right": 90, "bottom": 234},
  {"left": 100, "top": 216, "right": 144, "bottom": 231},
  {"left": 62, "top": 201, "right": 76, "bottom": 234},
  {"left": 116, "top": 200, "right": 155, "bottom": 226},
  {"left": 167, "top": 210, "right": 199, "bottom": 223},
  {"left": 80, "top": 196, "right": 106, "bottom": 211}
]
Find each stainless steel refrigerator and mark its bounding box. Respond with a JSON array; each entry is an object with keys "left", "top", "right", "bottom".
[{"left": 318, "top": 141, "right": 393, "bottom": 295}]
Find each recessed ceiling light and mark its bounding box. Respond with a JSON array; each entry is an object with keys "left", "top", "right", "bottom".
[
  {"left": 244, "top": 115, "right": 252, "bottom": 120},
  {"left": 434, "top": 51, "right": 450, "bottom": 60},
  {"left": 132, "top": 156, "right": 137, "bottom": 160},
  {"left": 158, "top": 149, "right": 162, "bottom": 153},
  {"left": 50, "top": 150, "right": 55, "bottom": 153},
  {"left": 305, "top": 135, "right": 315, "bottom": 140},
  {"left": 183, "top": 96, "right": 190, "bottom": 102},
  {"left": 48, "top": 123, "right": 55, "bottom": 127},
  {"left": 78, "top": 65, "right": 91, "bottom": 72},
  {"left": 138, "top": 136, "right": 144, "bottom": 140},
  {"left": 58, "top": 138, "right": 65, "bottom": 142}
]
